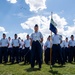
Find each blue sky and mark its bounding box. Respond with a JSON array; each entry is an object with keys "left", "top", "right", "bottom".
[{"left": 0, "top": 0, "right": 75, "bottom": 40}]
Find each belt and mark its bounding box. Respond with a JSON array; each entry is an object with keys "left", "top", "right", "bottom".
[
  {"left": 70, "top": 46, "right": 74, "bottom": 47},
  {"left": 13, "top": 46, "right": 19, "bottom": 48},
  {"left": 53, "top": 44, "right": 60, "bottom": 45},
  {"left": 33, "top": 40, "right": 40, "bottom": 42},
  {"left": 25, "top": 47, "right": 29, "bottom": 48}
]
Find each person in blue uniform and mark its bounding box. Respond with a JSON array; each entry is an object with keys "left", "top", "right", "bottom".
[
  {"left": 64, "top": 37, "right": 69, "bottom": 62},
  {"left": 8, "top": 37, "right": 12, "bottom": 62},
  {"left": 60, "top": 39, "right": 65, "bottom": 64},
  {"left": 51, "top": 29, "right": 63, "bottom": 66},
  {"left": 30, "top": 24, "right": 43, "bottom": 70},
  {"left": 44, "top": 35, "right": 52, "bottom": 64},
  {"left": 0, "top": 33, "right": 9, "bottom": 63},
  {"left": 0, "top": 39, "right": 2, "bottom": 63},
  {"left": 24, "top": 34, "right": 31, "bottom": 64},
  {"left": 12, "top": 34, "right": 20, "bottom": 64},
  {"left": 69, "top": 35, "right": 75, "bottom": 63}
]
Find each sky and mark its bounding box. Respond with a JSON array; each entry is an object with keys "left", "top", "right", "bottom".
[{"left": 0, "top": 0, "right": 75, "bottom": 42}]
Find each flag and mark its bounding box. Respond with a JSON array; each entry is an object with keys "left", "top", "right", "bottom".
[{"left": 49, "top": 18, "right": 57, "bottom": 34}]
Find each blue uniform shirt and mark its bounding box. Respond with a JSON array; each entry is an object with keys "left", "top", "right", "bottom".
[{"left": 31, "top": 32, "right": 43, "bottom": 41}]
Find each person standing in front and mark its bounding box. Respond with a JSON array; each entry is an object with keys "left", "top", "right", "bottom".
[{"left": 30, "top": 24, "right": 43, "bottom": 70}]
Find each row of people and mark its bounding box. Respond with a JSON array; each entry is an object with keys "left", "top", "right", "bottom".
[
  {"left": 44, "top": 32, "right": 75, "bottom": 66},
  {"left": 0, "top": 34, "right": 31, "bottom": 64},
  {"left": 0, "top": 24, "right": 75, "bottom": 70}
]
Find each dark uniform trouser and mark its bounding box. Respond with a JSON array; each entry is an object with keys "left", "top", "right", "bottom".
[
  {"left": 1, "top": 47, "right": 8, "bottom": 63},
  {"left": 45, "top": 48, "right": 50, "bottom": 64},
  {"left": 69, "top": 46, "right": 74, "bottom": 63},
  {"left": 0, "top": 47, "right": 2, "bottom": 63},
  {"left": 61, "top": 48, "right": 65, "bottom": 64},
  {"left": 69, "top": 47, "right": 74, "bottom": 63},
  {"left": 19, "top": 48, "right": 22, "bottom": 62},
  {"left": 31, "top": 41, "right": 42, "bottom": 68},
  {"left": 65, "top": 47, "right": 69, "bottom": 62},
  {"left": 52, "top": 44, "right": 63, "bottom": 65},
  {"left": 74, "top": 47, "right": 75, "bottom": 62},
  {"left": 12, "top": 47, "right": 19, "bottom": 63},
  {"left": 24, "top": 47, "right": 30, "bottom": 63},
  {"left": 8, "top": 48, "right": 12, "bottom": 62}
]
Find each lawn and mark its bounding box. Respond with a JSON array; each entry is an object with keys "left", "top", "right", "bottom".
[{"left": 0, "top": 62, "right": 75, "bottom": 75}]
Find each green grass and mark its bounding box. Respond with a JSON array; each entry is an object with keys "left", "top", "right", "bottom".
[{"left": 0, "top": 62, "right": 75, "bottom": 75}]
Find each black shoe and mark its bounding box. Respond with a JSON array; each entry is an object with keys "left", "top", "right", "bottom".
[
  {"left": 38, "top": 68, "right": 41, "bottom": 70},
  {"left": 11, "top": 62, "right": 14, "bottom": 64}
]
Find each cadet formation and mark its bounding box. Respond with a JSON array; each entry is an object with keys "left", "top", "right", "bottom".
[{"left": 0, "top": 24, "right": 75, "bottom": 70}]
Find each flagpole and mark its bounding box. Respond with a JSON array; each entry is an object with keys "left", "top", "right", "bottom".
[{"left": 50, "top": 12, "right": 53, "bottom": 70}]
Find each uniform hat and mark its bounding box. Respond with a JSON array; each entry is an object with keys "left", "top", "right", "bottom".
[
  {"left": 71, "top": 35, "right": 74, "bottom": 37},
  {"left": 14, "top": 34, "right": 17, "bottom": 36},
  {"left": 35, "top": 24, "right": 38, "bottom": 27},
  {"left": 3, "top": 33, "right": 6, "bottom": 35}
]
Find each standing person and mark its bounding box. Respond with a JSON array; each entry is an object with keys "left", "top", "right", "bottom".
[
  {"left": 64, "top": 37, "right": 69, "bottom": 62},
  {"left": 44, "top": 36, "right": 52, "bottom": 64},
  {"left": 60, "top": 40, "right": 65, "bottom": 64},
  {"left": 12, "top": 34, "right": 20, "bottom": 64},
  {"left": 69, "top": 35, "right": 75, "bottom": 63},
  {"left": 51, "top": 29, "right": 63, "bottom": 66},
  {"left": 19, "top": 39, "right": 24, "bottom": 62},
  {"left": 18, "top": 37, "right": 21, "bottom": 62},
  {"left": 0, "top": 33, "right": 9, "bottom": 63},
  {"left": 24, "top": 34, "right": 31, "bottom": 64},
  {"left": 8, "top": 37, "right": 12, "bottom": 62},
  {"left": 0, "top": 39, "right": 2, "bottom": 63},
  {"left": 30, "top": 24, "right": 43, "bottom": 70}
]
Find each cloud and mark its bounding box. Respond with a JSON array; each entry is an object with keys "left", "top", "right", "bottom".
[
  {"left": 20, "top": 13, "right": 75, "bottom": 42},
  {"left": 25, "top": 0, "right": 47, "bottom": 12},
  {"left": 18, "top": 33, "right": 28, "bottom": 40},
  {"left": 7, "top": 0, "right": 17, "bottom": 4},
  {"left": 0, "top": 26, "right": 5, "bottom": 32},
  {"left": 20, "top": 13, "right": 68, "bottom": 42}
]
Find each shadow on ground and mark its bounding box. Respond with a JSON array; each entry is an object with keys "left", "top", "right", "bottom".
[
  {"left": 49, "top": 69, "right": 62, "bottom": 75},
  {"left": 25, "top": 68, "right": 41, "bottom": 72}
]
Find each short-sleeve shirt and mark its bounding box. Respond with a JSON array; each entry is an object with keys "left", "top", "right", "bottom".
[
  {"left": 60, "top": 41, "right": 65, "bottom": 48},
  {"left": 31, "top": 32, "right": 43, "bottom": 41},
  {"left": 1, "top": 38, "right": 8, "bottom": 47},
  {"left": 52, "top": 34, "right": 61, "bottom": 44},
  {"left": 45, "top": 40, "right": 52, "bottom": 48},
  {"left": 64, "top": 41, "right": 69, "bottom": 48},
  {"left": 8, "top": 40, "right": 12, "bottom": 48},
  {"left": 20, "top": 41, "right": 24, "bottom": 49},
  {"left": 12, "top": 39, "right": 20, "bottom": 47},
  {"left": 69, "top": 40, "right": 75, "bottom": 47},
  {"left": 24, "top": 39, "right": 30, "bottom": 48}
]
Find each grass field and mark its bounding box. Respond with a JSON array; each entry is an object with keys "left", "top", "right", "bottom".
[{"left": 0, "top": 62, "right": 75, "bottom": 75}]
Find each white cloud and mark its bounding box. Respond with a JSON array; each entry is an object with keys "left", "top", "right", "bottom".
[
  {"left": 18, "top": 33, "right": 28, "bottom": 40},
  {"left": 20, "top": 13, "right": 75, "bottom": 42},
  {"left": 7, "top": 0, "right": 17, "bottom": 4},
  {"left": 20, "top": 14, "right": 68, "bottom": 42},
  {"left": 0, "top": 26, "right": 5, "bottom": 32},
  {"left": 25, "top": 0, "right": 47, "bottom": 12}
]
